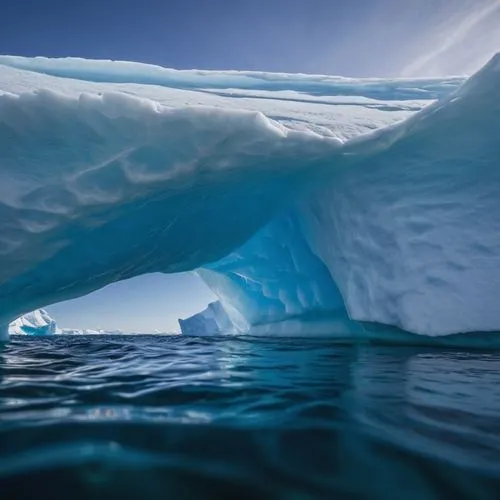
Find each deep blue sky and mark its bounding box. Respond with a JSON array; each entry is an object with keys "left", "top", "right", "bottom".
[
  {"left": 1, "top": 0, "right": 498, "bottom": 331},
  {"left": 2, "top": 0, "right": 498, "bottom": 77},
  {"left": 1, "top": 0, "right": 376, "bottom": 75}
]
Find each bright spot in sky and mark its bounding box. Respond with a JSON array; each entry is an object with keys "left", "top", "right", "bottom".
[{"left": 400, "top": 0, "right": 500, "bottom": 76}]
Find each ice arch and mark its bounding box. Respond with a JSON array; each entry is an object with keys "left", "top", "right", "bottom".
[
  {"left": 0, "top": 91, "right": 341, "bottom": 339},
  {"left": 1, "top": 54, "right": 500, "bottom": 339}
]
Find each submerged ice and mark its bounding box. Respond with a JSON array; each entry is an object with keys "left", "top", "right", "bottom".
[{"left": 0, "top": 54, "right": 499, "bottom": 340}]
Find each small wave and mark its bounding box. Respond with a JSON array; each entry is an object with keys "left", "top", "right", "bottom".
[{"left": 1, "top": 336, "right": 500, "bottom": 498}]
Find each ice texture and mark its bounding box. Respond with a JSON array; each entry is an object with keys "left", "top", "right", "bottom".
[
  {"left": 0, "top": 54, "right": 499, "bottom": 340},
  {"left": 9, "top": 309, "right": 58, "bottom": 336}
]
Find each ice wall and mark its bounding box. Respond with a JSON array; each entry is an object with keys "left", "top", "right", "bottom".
[
  {"left": 197, "top": 210, "right": 346, "bottom": 332},
  {"left": 194, "top": 55, "right": 500, "bottom": 336},
  {"left": 297, "top": 55, "right": 500, "bottom": 335}
]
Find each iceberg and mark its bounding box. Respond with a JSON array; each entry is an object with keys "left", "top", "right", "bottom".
[
  {"left": 179, "top": 301, "right": 235, "bottom": 336},
  {"left": 9, "top": 309, "right": 58, "bottom": 336},
  {"left": 0, "top": 54, "right": 499, "bottom": 340},
  {"left": 58, "top": 328, "right": 176, "bottom": 335},
  {"left": 59, "top": 328, "right": 123, "bottom": 335}
]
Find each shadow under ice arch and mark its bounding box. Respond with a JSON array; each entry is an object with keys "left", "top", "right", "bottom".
[{"left": 1, "top": 54, "right": 500, "bottom": 340}]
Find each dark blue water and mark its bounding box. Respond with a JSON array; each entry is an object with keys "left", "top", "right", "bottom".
[{"left": 1, "top": 336, "right": 500, "bottom": 499}]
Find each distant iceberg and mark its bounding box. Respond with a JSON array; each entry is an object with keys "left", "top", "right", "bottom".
[
  {"left": 0, "top": 54, "right": 499, "bottom": 340},
  {"left": 9, "top": 309, "right": 58, "bottom": 336},
  {"left": 58, "top": 328, "right": 176, "bottom": 335},
  {"left": 59, "top": 328, "right": 121, "bottom": 335},
  {"left": 179, "top": 301, "right": 235, "bottom": 336}
]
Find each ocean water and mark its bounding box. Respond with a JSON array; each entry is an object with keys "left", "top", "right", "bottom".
[{"left": 1, "top": 336, "right": 500, "bottom": 500}]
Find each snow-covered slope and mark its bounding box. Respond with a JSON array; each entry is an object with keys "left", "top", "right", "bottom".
[{"left": 0, "top": 54, "right": 498, "bottom": 340}]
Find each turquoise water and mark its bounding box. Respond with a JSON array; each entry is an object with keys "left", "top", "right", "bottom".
[{"left": 1, "top": 336, "right": 500, "bottom": 499}]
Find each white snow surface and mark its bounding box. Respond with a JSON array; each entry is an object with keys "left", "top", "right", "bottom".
[{"left": 0, "top": 54, "right": 498, "bottom": 339}]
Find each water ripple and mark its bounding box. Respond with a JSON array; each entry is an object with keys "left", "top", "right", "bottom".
[{"left": 1, "top": 335, "right": 500, "bottom": 499}]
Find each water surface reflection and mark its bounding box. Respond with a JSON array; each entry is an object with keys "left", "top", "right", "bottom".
[{"left": 0, "top": 336, "right": 499, "bottom": 499}]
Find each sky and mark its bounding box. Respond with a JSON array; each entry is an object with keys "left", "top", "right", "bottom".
[
  {"left": 1, "top": 0, "right": 499, "bottom": 331},
  {"left": 1, "top": 0, "right": 499, "bottom": 77},
  {"left": 46, "top": 274, "right": 217, "bottom": 333}
]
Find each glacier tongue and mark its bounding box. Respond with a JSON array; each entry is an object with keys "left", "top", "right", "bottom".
[{"left": 0, "top": 54, "right": 499, "bottom": 338}]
